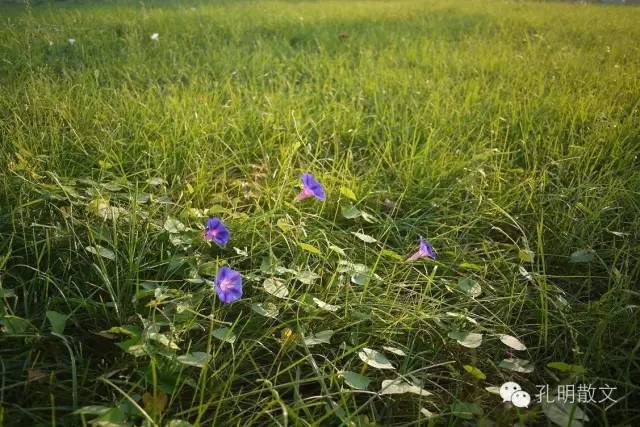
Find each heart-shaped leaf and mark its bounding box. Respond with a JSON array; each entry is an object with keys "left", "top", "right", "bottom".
[
  {"left": 164, "top": 217, "right": 186, "bottom": 234},
  {"left": 312, "top": 297, "right": 339, "bottom": 312},
  {"left": 569, "top": 249, "right": 595, "bottom": 263},
  {"left": 212, "top": 327, "right": 236, "bottom": 344},
  {"left": 380, "top": 379, "right": 431, "bottom": 396},
  {"left": 251, "top": 302, "right": 279, "bottom": 318},
  {"left": 448, "top": 331, "right": 483, "bottom": 348},
  {"left": 358, "top": 348, "right": 395, "bottom": 370},
  {"left": 85, "top": 245, "right": 116, "bottom": 261},
  {"left": 46, "top": 310, "right": 69, "bottom": 335},
  {"left": 303, "top": 330, "right": 334, "bottom": 346},
  {"left": 456, "top": 278, "right": 481, "bottom": 297},
  {"left": 177, "top": 352, "right": 211, "bottom": 368},
  {"left": 499, "top": 334, "right": 527, "bottom": 351},
  {"left": 339, "top": 371, "right": 371, "bottom": 390},
  {"left": 263, "top": 278, "right": 289, "bottom": 298}
]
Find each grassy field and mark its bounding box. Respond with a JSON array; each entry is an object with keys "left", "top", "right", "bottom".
[{"left": 1, "top": 0, "right": 639, "bottom": 425}]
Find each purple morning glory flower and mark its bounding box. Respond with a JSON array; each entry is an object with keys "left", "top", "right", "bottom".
[
  {"left": 203, "top": 217, "right": 229, "bottom": 246},
  {"left": 294, "top": 173, "right": 326, "bottom": 202},
  {"left": 407, "top": 236, "right": 437, "bottom": 261},
  {"left": 214, "top": 266, "right": 242, "bottom": 304}
]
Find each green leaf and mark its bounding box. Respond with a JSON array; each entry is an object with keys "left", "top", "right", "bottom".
[
  {"left": 350, "top": 273, "right": 371, "bottom": 286},
  {"left": 381, "top": 249, "right": 404, "bottom": 261},
  {"left": 303, "top": 330, "right": 334, "bottom": 346},
  {"left": 358, "top": 348, "right": 395, "bottom": 370},
  {"left": 263, "top": 278, "right": 289, "bottom": 298},
  {"left": 177, "top": 352, "right": 211, "bottom": 368},
  {"left": 450, "top": 401, "right": 484, "bottom": 420},
  {"left": 341, "top": 204, "right": 361, "bottom": 219},
  {"left": 448, "top": 331, "right": 483, "bottom": 348},
  {"left": 46, "top": 310, "right": 69, "bottom": 334},
  {"left": 456, "top": 278, "right": 481, "bottom": 297},
  {"left": 569, "top": 249, "right": 595, "bottom": 263},
  {"left": 312, "top": 297, "right": 339, "bottom": 312},
  {"left": 542, "top": 399, "right": 589, "bottom": 427},
  {"left": 339, "top": 371, "right": 371, "bottom": 390},
  {"left": 351, "top": 232, "right": 378, "bottom": 243},
  {"left": 499, "top": 334, "right": 527, "bottom": 351},
  {"left": 148, "top": 332, "right": 180, "bottom": 349},
  {"left": 380, "top": 379, "right": 431, "bottom": 396},
  {"left": 276, "top": 218, "right": 295, "bottom": 233},
  {"left": 463, "top": 365, "right": 486, "bottom": 380},
  {"left": 547, "top": 362, "right": 586, "bottom": 373},
  {"left": 340, "top": 186, "right": 357, "bottom": 201},
  {"left": 72, "top": 405, "right": 111, "bottom": 416},
  {"left": 382, "top": 346, "right": 406, "bottom": 356},
  {"left": 518, "top": 249, "right": 535, "bottom": 263},
  {"left": 251, "top": 302, "right": 279, "bottom": 318},
  {"left": 328, "top": 245, "right": 346, "bottom": 257},
  {"left": 85, "top": 245, "right": 116, "bottom": 260},
  {"left": 164, "top": 217, "right": 186, "bottom": 234},
  {"left": 296, "top": 270, "right": 320, "bottom": 284},
  {"left": 498, "top": 358, "right": 534, "bottom": 373},
  {"left": 115, "top": 338, "right": 146, "bottom": 357},
  {"left": 212, "top": 327, "right": 236, "bottom": 344},
  {"left": 1, "top": 316, "right": 32, "bottom": 334},
  {"left": 299, "top": 242, "right": 322, "bottom": 255},
  {"left": 146, "top": 177, "right": 166, "bottom": 186}
]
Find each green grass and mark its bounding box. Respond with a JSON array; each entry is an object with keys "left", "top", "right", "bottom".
[{"left": 1, "top": 0, "right": 639, "bottom": 425}]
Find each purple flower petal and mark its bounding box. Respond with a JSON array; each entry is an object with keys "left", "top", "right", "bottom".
[
  {"left": 407, "top": 236, "right": 437, "bottom": 261},
  {"left": 418, "top": 237, "right": 437, "bottom": 259},
  {"left": 214, "top": 266, "right": 242, "bottom": 304},
  {"left": 295, "top": 173, "right": 326, "bottom": 202},
  {"left": 203, "top": 217, "right": 229, "bottom": 246}
]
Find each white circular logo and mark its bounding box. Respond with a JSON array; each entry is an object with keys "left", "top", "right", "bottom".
[
  {"left": 499, "top": 381, "right": 522, "bottom": 402},
  {"left": 511, "top": 390, "right": 531, "bottom": 408}
]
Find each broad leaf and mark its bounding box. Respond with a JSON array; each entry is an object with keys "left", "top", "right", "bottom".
[
  {"left": 456, "top": 278, "right": 481, "bottom": 297},
  {"left": 382, "top": 346, "right": 406, "bottom": 356},
  {"left": 85, "top": 245, "right": 116, "bottom": 261},
  {"left": 358, "top": 348, "right": 395, "bottom": 370},
  {"left": 263, "top": 278, "right": 289, "bottom": 298},
  {"left": 164, "top": 217, "right": 186, "bottom": 234},
  {"left": 499, "top": 334, "right": 527, "bottom": 351},
  {"left": 340, "top": 186, "right": 357, "bottom": 201},
  {"left": 542, "top": 399, "right": 589, "bottom": 427},
  {"left": 569, "top": 249, "right": 595, "bottom": 263},
  {"left": 547, "top": 362, "right": 586, "bottom": 373},
  {"left": 499, "top": 358, "right": 534, "bottom": 373},
  {"left": 340, "top": 371, "right": 371, "bottom": 390},
  {"left": 296, "top": 270, "right": 320, "bottom": 285},
  {"left": 380, "top": 379, "right": 431, "bottom": 396},
  {"left": 177, "top": 352, "right": 211, "bottom": 368},
  {"left": 251, "top": 302, "right": 279, "bottom": 318},
  {"left": 341, "top": 204, "right": 361, "bottom": 219},
  {"left": 303, "top": 330, "right": 334, "bottom": 346},
  {"left": 212, "top": 327, "right": 236, "bottom": 344},
  {"left": 46, "top": 310, "right": 69, "bottom": 335},
  {"left": 463, "top": 365, "right": 486, "bottom": 380},
  {"left": 448, "top": 331, "right": 483, "bottom": 348},
  {"left": 299, "top": 243, "right": 322, "bottom": 255},
  {"left": 351, "top": 232, "right": 378, "bottom": 243},
  {"left": 312, "top": 297, "right": 339, "bottom": 312}
]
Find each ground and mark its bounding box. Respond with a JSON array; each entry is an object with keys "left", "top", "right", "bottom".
[{"left": 0, "top": 0, "right": 639, "bottom": 425}]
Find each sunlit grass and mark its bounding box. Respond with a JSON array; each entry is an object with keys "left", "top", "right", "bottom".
[{"left": 1, "top": 0, "right": 639, "bottom": 425}]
